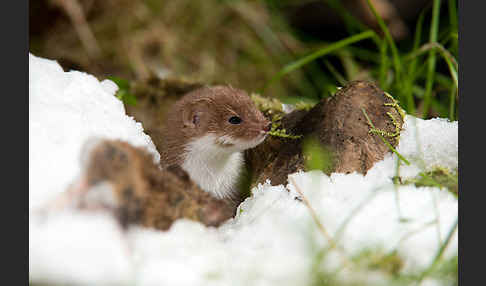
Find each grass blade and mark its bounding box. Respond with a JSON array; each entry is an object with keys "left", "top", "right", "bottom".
[
  {"left": 345, "top": 46, "right": 381, "bottom": 63},
  {"left": 263, "top": 30, "right": 375, "bottom": 91},
  {"left": 365, "top": 0, "right": 402, "bottom": 84},
  {"left": 403, "top": 9, "right": 426, "bottom": 116},
  {"left": 449, "top": 86, "right": 457, "bottom": 121},
  {"left": 323, "top": 60, "right": 346, "bottom": 86},
  {"left": 448, "top": 0, "right": 458, "bottom": 31},
  {"left": 405, "top": 42, "right": 458, "bottom": 89},
  {"left": 379, "top": 39, "right": 389, "bottom": 89},
  {"left": 447, "top": 0, "right": 458, "bottom": 54},
  {"left": 323, "top": 0, "right": 366, "bottom": 33},
  {"left": 422, "top": 0, "right": 442, "bottom": 118}
]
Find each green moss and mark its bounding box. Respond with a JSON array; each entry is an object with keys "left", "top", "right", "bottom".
[
  {"left": 384, "top": 92, "right": 406, "bottom": 119},
  {"left": 250, "top": 94, "right": 309, "bottom": 140},
  {"left": 401, "top": 167, "right": 458, "bottom": 196},
  {"left": 268, "top": 128, "right": 303, "bottom": 139},
  {"left": 250, "top": 93, "right": 283, "bottom": 114},
  {"left": 267, "top": 113, "right": 303, "bottom": 139},
  {"left": 294, "top": 101, "right": 316, "bottom": 111},
  {"left": 367, "top": 92, "right": 404, "bottom": 144}
]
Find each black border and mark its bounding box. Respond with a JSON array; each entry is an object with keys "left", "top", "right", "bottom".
[
  {"left": 459, "top": 0, "right": 482, "bottom": 285},
  {"left": 5, "top": 0, "right": 28, "bottom": 284}
]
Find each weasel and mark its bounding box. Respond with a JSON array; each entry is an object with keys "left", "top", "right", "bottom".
[{"left": 160, "top": 85, "right": 271, "bottom": 199}]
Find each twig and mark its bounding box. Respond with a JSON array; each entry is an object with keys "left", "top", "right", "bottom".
[
  {"left": 288, "top": 176, "right": 352, "bottom": 268},
  {"left": 51, "top": 0, "right": 102, "bottom": 59},
  {"left": 289, "top": 177, "right": 336, "bottom": 247}
]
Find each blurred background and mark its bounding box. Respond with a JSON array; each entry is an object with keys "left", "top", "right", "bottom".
[{"left": 30, "top": 0, "right": 458, "bottom": 120}]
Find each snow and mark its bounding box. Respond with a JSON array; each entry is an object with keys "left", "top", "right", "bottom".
[
  {"left": 29, "top": 53, "right": 159, "bottom": 211},
  {"left": 395, "top": 116, "right": 458, "bottom": 178},
  {"left": 30, "top": 212, "right": 132, "bottom": 285},
  {"left": 29, "top": 53, "right": 458, "bottom": 285}
]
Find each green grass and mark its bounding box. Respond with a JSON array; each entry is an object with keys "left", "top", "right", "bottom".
[
  {"left": 263, "top": 30, "right": 376, "bottom": 94},
  {"left": 265, "top": 0, "right": 458, "bottom": 120},
  {"left": 401, "top": 167, "right": 458, "bottom": 196},
  {"left": 309, "top": 246, "right": 457, "bottom": 286},
  {"left": 263, "top": 2, "right": 459, "bottom": 284},
  {"left": 107, "top": 76, "right": 138, "bottom": 106}
]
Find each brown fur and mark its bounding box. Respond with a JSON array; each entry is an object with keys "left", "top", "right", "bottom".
[
  {"left": 160, "top": 85, "right": 270, "bottom": 167},
  {"left": 79, "top": 140, "right": 236, "bottom": 230}
]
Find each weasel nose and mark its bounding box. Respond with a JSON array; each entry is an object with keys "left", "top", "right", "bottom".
[{"left": 263, "top": 122, "right": 272, "bottom": 132}]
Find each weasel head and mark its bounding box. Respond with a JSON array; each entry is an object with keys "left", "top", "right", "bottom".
[{"left": 167, "top": 85, "right": 271, "bottom": 154}]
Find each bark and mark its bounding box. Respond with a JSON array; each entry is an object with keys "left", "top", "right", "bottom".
[{"left": 245, "top": 80, "right": 404, "bottom": 187}]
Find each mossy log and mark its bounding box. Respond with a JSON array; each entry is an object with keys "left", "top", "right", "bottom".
[{"left": 245, "top": 80, "right": 404, "bottom": 187}]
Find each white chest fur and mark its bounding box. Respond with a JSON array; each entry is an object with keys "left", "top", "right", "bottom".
[{"left": 181, "top": 134, "right": 244, "bottom": 199}]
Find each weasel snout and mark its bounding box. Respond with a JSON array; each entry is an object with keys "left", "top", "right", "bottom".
[
  {"left": 257, "top": 121, "right": 271, "bottom": 138},
  {"left": 263, "top": 122, "right": 272, "bottom": 132}
]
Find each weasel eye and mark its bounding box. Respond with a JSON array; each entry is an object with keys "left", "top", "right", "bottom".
[{"left": 228, "top": 116, "right": 242, "bottom": 125}]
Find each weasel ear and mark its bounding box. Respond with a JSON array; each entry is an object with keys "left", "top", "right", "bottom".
[
  {"left": 182, "top": 108, "right": 196, "bottom": 128},
  {"left": 182, "top": 98, "right": 211, "bottom": 128},
  {"left": 182, "top": 109, "right": 202, "bottom": 128}
]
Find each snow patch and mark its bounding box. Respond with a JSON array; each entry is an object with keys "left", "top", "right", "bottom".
[{"left": 29, "top": 54, "right": 159, "bottom": 211}]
